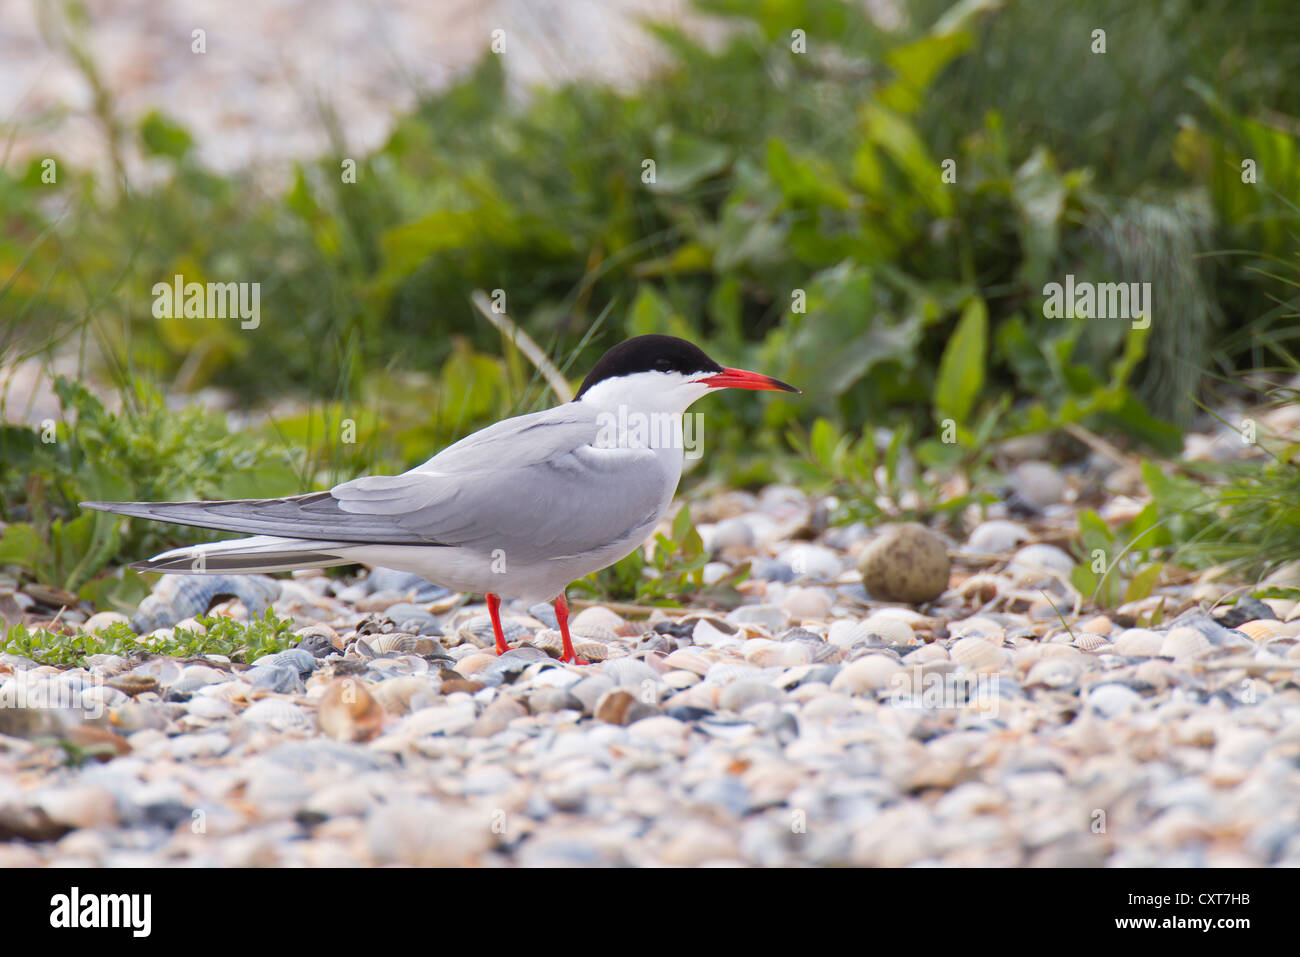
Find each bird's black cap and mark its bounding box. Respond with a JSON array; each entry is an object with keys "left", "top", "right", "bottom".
[{"left": 574, "top": 335, "right": 723, "bottom": 399}]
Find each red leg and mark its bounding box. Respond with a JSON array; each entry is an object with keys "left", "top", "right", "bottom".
[
  {"left": 486, "top": 593, "right": 510, "bottom": 656},
  {"left": 554, "top": 592, "right": 588, "bottom": 665}
]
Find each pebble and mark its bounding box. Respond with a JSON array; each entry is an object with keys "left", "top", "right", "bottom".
[
  {"left": 1011, "top": 461, "right": 1065, "bottom": 508},
  {"left": 857, "top": 524, "right": 951, "bottom": 604}
]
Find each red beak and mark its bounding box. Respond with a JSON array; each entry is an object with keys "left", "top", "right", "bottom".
[{"left": 703, "top": 367, "right": 800, "bottom": 393}]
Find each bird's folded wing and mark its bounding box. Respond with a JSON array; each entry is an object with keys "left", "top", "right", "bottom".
[
  {"left": 81, "top": 490, "right": 441, "bottom": 545},
  {"left": 335, "top": 419, "right": 671, "bottom": 563},
  {"left": 84, "top": 409, "right": 673, "bottom": 559}
]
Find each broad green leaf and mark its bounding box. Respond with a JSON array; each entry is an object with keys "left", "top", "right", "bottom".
[
  {"left": 1124, "top": 562, "right": 1163, "bottom": 604},
  {"left": 934, "top": 297, "right": 987, "bottom": 422}
]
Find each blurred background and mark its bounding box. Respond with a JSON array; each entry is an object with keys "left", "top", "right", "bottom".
[{"left": 1, "top": 0, "right": 1298, "bottom": 611}]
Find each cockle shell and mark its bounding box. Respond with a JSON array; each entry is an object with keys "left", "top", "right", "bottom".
[
  {"left": 1159, "top": 627, "right": 1212, "bottom": 660},
  {"left": 132, "top": 574, "right": 281, "bottom": 633},
  {"left": 356, "top": 634, "right": 446, "bottom": 658},
  {"left": 570, "top": 606, "right": 624, "bottom": 634},
  {"left": 240, "top": 698, "right": 312, "bottom": 732},
  {"left": 317, "top": 678, "right": 385, "bottom": 742},
  {"left": 948, "top": 636, "right": 1006, "bottom": 673},
  {"left": 455, "top": 616, "right": 530, "bottom": 649}
]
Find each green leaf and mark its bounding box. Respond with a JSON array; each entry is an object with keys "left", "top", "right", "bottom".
[
  {"left": 933, "top": 297, "right": 987, "bottom": 423},
  {"left": 1124, "top": 562, "right": 1163, "bottom": 603},
  {"left": 139, "top": 110, "right": 195, "bottom": 160},
  {"left": 647, "top": 128, "right": 732, "bottom": 194}
]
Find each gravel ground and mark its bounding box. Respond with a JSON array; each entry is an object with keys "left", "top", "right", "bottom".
[{"left": 2, "top": 409, "right": 1300, "bottom": 867}]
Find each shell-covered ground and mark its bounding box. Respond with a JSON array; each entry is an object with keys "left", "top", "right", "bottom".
[{"left": 3, "top": 431, "right": 1300, "bottom": 867}]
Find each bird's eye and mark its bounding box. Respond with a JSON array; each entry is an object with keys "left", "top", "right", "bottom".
[{"left": 653, "top": 358, "right": 672, "bottom": 371}]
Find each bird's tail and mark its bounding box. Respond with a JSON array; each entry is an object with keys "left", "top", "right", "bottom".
[{"left": 132, "top": 535, "right": 353, "bottom": 575}]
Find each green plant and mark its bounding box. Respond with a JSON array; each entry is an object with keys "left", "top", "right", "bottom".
[
  {"left": 1070, "top": 502, "right": 1169, "bottom": 614},
  {"left": 1, "top": 609, "right": 296, "bottom": 668},
  {"left": 574, "top": 504, "right": 745, "bottom": 605}
]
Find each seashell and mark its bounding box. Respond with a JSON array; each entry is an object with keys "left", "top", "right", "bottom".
[
  {"left": 830, "top": 655, "right": 902, "bottom": 695},
  {"left": 904, "top": 643, "right": 951, "bottom": 664},
  {"left": 82, "top": 611, "right": 131, "bottom": 635},
  {"left": 1235, "top": 619, "right": 1284, "bottom": 641},
  {"left": 948, "top": 636, "right": 1005, "bottom": 673},
  {"left": 700, "top": 662, "right": 761, "bottom": 687},
  {"left": 1112, "top": 628, "right": 1165, "bottom": 657},
  {"left": 296, "top": 623, "right": 342, "bottom": 653},
  {"left": 573, "top": 641, "right": 610, "bottom": 663},
  {"left": 728, "top": 604, "right": 789, "bottom": 634},
  {"left": 600, "top": 657, "right": 663, "bottom": 692},
  {"left": 107, "top": 674, "right": 159, "bottom": 697},
  {"left": 958, "top": 573, "right": 1007, "bottom": 604},
  {"left": 947, "top": 616, "right": 1006, "bottom": 642},
  {"left": 1007, "top": 544, "right": 1075, "bottom": 582},
  {"left": 964, "top": 519, "right": 1029, "bottom": 554},
  {"left": 827, "top": 620, "right": 874, "bottom": 650},
  {"left": 746, "top": 643, "right": 811, "bottom": 668},
  {"left": 239, "top": 698, "right": 312, "bottom": 732},
  {"left": 251, "top": 648, "right": 317, "bottom": 676},
  {"left": 781, "top": 586, "right": 833, "bottom": 621},
  {"left": 1072, "top": 631, "right": 1111, "bottom": 652},
  {"left": 570, "top": 606, "right": 625, "bottom": 634},
  {"left": 358, "top": 634, "right": 447, "bottom": 659},
  {"left": 1080, "top": 615, "right": 1113, "bottom": 635},
  {"left": 131, "top": 574, "right": 281, "bottom": 633},
  {"left": 452, "top": 653, "right": 498, "bottom": 677},
  {"left": 859, "top": 614, "right": 916, "bottom": 646},
  {"left": 317, "top": 678, "right": 385, "bottom": 742},
  {"left": 171, "top": 665, "right": 232, "bottom": 694},
  {"left": 662, "top": 649, "right": 712, "bottom": 676},
  {"left": 662, "top": 669, "right": 700, "bottom": 690},
  {"left": 455, "top": 616, "right": 530, "bottom": 649},
  {"left": 1024, "top": 657, "right": 1082, "bottom": 689},
  {"left": 594, "top": 689, "right": 658, "bottom": 726},
  {"left": 529, "top": 629, "right": 564, "bottom": 655},
  {"left": 1158, "top": 627, "right": 1212, "bottom": 660},
  {"left": 185, "top": 696, "right": 235, "bottom": 721},
  {"left": 198, "top": 680, "right": 254, "bottom": 705},
  {"left": 569, "top": 623, "right": 619, "bottom": 644}
]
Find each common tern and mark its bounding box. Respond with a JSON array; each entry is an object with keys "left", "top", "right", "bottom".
[{"left": 84, "top": 335, "right": 798, "bottom": 663}]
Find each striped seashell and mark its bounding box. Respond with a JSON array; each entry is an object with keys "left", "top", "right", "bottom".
[
  {"left": 529, "top": 629, "right": 564, "bottom": 655},
  {"left": 240, "top": 697, "right": 312, "bottom": 732},
  {"left": 599, "top": 657, "right": 663, "bottom": 690},
  {"left": 455, "top": 616, "right": 530, "bottom": 649},
  {"left": 132, "top": 574, "right": 281, "bottom": 633},
  {"left": 1235, "top": 619, "right": 1285, "bottom": 641},
  {"left": 1072, "top": 631, "right": 1112, "bottom": 652},
  {"left": 1158, "top": 627, "right": 1212, "bottom": 660},
  {"left": 358, "top": 634, "right": 445, "bottom": 658},
  {"left": 570, "top": 606, "right": 625, "bottom": 633},
  {"left": 948, "top": 636, "right": 1005, "bottom": 673},
  {"left": 570, "top": 622, "right": 620, "bottom": 643},
  {"left": 574, "top": 641, "right": 611, "bottom": 662}
]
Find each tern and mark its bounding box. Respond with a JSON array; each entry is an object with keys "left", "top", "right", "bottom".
[{"left": 83, "top": 335, "right": 798, "bottom": 663}]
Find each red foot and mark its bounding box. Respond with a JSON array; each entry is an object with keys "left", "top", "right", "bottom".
[
  {"left": 486, "top": 593, "right": 510, "bottom": 656},
  {"left": 554, "top": 592, "right": 589, "bottom": 665}
]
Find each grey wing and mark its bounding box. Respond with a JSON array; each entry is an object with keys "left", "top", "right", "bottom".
[
  {"left": 335, "top": 414, "right": 674, "bottom": 563},
  {"left": 83, "top": 405, "right": 674, "bottom": 557}
]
